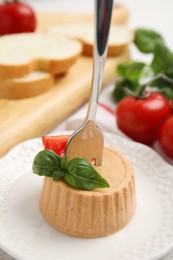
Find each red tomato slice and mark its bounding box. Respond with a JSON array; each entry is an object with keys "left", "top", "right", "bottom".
[{"left": 42, "top": 135, "right": 70, "bottom": 157}]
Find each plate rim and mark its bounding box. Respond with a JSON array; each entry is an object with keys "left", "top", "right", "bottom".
[{"left": 0, "top": 131, "right": 173, "bottom": 260}]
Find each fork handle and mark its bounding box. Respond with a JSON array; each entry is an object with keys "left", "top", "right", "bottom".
[{"left": 86, "top": 0, "right": 113, "bottom": 121}]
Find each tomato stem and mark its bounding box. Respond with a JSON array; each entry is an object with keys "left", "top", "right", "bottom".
[{"left": 130, "top": 73, "right": 173, "bottom": 99}]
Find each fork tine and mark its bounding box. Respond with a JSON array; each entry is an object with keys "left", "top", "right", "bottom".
[{"left": 66, "top": 120, "right": 104, "bottom": 165}]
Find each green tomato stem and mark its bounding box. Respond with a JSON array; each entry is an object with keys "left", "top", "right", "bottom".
[{"left": 138, "top": 73, "right": 173, "bottom": 98}]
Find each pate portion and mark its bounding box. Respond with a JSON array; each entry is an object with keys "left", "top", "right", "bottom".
[{"left": 40, "top": 146, "right": 136, "bottom": 238}]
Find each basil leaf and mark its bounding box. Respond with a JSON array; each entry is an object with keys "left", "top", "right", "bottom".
[
  {"left": 166, "top": 67, "right": 173, "bottom": 78},
  {"left": 64, "top": 158, "right": 110, "bottom": 191},
  {"left": 151, "top": 41, "right": 173, "bottom": 74},
  {"left": 134, "top": 28, "right": 164, "bottom": 53},
  {"left": 117, "top": 62, "right": 146, "bottom": 83},
  {"left": 113, "top": 78, "right": 140, "bottom": 102},
  {"left": 32, "top": 149, "right": 65, "bottom": 179},
  {"left": 33, "top": 149, "right": 110, "bottom": 191}
]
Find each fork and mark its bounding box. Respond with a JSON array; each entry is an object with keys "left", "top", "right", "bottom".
[{"left": 66, "top": 0, "right": 113, "bottom": 166}]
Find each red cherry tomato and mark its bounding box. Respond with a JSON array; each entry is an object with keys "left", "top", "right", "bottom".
[
  {"left": 116, "top": 92, "right": 172, "bottom": 145},
  {"left": 42, "top": 135, "right": 70, "bottom": 158},
  {"left": 0, "top": 1, "right": 36, "bottom": 35},
  {"left": 158, "top": 116, "right": 173, "bottom": 158},
  {"left": 170, "top": 98, "right": 173, "bottom": 110}
]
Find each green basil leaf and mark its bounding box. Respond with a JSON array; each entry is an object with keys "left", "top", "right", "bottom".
[
  {"left": 149, "top": 76, "right": 173, "bottom": 89},
  {"left": 166, "top": 68, "right": 173, "bottom": 78},
  {"left": 151, "top": 41, "right": 173, "bottom": 74},
  {"left": 117, "top": 62, "right": 146, "bottom": 82},
  {"left": 113, "top": 78, "right": 140, "bottom": 102},
  {"left": 65, "top": 158, "right": 110, "bottom": 191},
  {"left": 33, "top": 149, "right": 110, "bottom": 191},
  {"left": 32, "top": 149, "right": 64, "bottom": 179},
  {"left": 134, "top": 28, "right": 164, "bottom": 53}
]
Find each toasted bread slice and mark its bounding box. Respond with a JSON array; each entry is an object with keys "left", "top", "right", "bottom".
[
  {"left": 0, "top": 71, "right": 55, "bottom": 99},
  {"left": 48, "top": 24, "right": 134, "bottom": 56},
  {"left": 0, "top": 33, "right": 82, "bottom": 79}
]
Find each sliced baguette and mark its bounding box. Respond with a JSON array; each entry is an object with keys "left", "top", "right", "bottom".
[
  {"left": 48, "top": 24, "right": 134, "bottom": 56},
  {"left": 0, "top": 32, "right": 82, "bottom": 79},
  {"left": 0, "top": 71, "right": 56, "bottom": 99}
]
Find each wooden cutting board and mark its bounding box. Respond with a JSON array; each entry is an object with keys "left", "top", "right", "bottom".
[{"left": 0, "top": 9, "right": 130, "bottom": 158}]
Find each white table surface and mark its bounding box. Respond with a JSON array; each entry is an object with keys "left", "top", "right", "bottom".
[{"left": 1, "top": 0, "right": 173, "bottom": 259}]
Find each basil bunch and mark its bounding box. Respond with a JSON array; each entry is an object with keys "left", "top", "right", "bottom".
[
  {"left": 113, "top": 28, "right": 173, "bottom": 102},
  {"left": 32, "top": 149, "right": 109, "bottom": 191}
]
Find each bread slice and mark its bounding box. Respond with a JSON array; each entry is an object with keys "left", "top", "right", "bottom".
[
  {"left": 47, "top": 23, "right": 134, "bottom": 56},
  {"left": 0, "top": 71, "right": 56, "bottom": 99},
  {"left": 0, "top": 32, "right": 82, "bottom": 79}
]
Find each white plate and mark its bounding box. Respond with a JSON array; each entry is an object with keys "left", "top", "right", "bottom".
[{"left": 0, "top": 132, "right": 173, "bottom": 260}]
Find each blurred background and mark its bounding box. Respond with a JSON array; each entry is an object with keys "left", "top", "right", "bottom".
[
  {"left": 0, "top": 0, "right": 172, "bottom": 46},
  {"left": 18, "top": 0, "right": 173, "bottom": 64},
  {"left": 22, "top": 0, "right": 173, "bottom": 42}
]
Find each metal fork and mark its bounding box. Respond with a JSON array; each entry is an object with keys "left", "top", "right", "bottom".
[{"left": 66, "top": 0, "right": 113, "bottom": 166}]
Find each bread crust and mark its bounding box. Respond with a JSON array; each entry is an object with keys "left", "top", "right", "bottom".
[
  {"left": 0, "top": 72, "right": 55, "bottom": 99},
  {"left": 81, "top": 41, "right": 129, "bottom": 56},
  {"left": 0, "top": 33, "right": 82, "bottom": 79},
  {"left": 48, "top": 24, "right": 134, "bottom": 57}
]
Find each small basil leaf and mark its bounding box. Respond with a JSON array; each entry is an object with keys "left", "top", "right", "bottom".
[
  {"left": 32, "top": 149, "right": 63, "bottom": 177},
  {"left": 134, "top": 28, "right": 164, "bottom": 53},
  {"left": 65, "top": 158, "right": 110, "bottom": 191},
  {"left": 151, "top": 41, "right": 173, "bottom": 73},
  {"left": 117, "top": 62, "right": 146, "bottom": 83}
]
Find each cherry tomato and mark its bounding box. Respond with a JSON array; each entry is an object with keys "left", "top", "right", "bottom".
[
  {"left": 170, "top": 97, "right": 173, "bottom": 110},
  {"left": 116, "top": 92, "right": 172, "bottom": 145},
  {"left": 0, "top": 1, "right": 36, "bottom": 35},
  {"left": 42, "top": 135, "right": 70, "bottom": 158},
  {"left": 158, "top": 116, "right": 173, "bottom": 158}
]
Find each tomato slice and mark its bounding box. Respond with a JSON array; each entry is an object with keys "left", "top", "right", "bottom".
[{"left": 42, "top": 135, "right": 70, "bottom": 157}]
